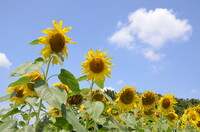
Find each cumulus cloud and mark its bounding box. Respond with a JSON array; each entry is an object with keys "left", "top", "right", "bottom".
[
  {"left": 0, "top": 53, "right": 12, "bottom": 68},
  {"left": 191, "top": 88, "right": 200, "bottom": 94},
  {"left": 117, "top": 79, "right": 124, "bottom": 84},
  {"left": 142, "top": 48, "right": 165, "bottom": 61},
  {"left": 108, "top": 8, "right": 192, "bottom": 61}
]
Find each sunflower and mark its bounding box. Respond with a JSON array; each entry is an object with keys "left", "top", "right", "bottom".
[
  {"left": 53, "top": 82, "right": 70, "bottom": 93},
  {"left": 82, "top": 49, "right": 114, "bottom": 82},
  {"left": 66, "top": 94, "right": 83, "bottom": 106},
  {"left": 193, "top": 120, "right": 200, "bottom": 130},
  {"left": 6, "top": 86, "right": 26, "bottom": 104},
  {"left": 142, "top": 108, "right": 155, "bottom": 117},
  {"left": 38, "top": 20, "right": 76, "bottom": 64},
  {"left": 140, "top": 91, "right": 158, "bottom": 111},
  {"left": 87, "top": 89, "right": 106, "bottom": 101},
  {"left": 194, "top": 105, "right": 200, "bottom": 116},
  {"left": 166, "top": 112, "right": 178, "bottom": 123},
  {"left": 115, "top": 86, "right": 139, "bottom": 111},
  {"left": 188, "top": 109, "right": 200, "bottom": 124},
  {"left": 22, "top": 71, "right": 44, "bottom": 97},
  {"left": 107, "top": 108, "right": 120, "bottom": 120},
  {"left": 49, "top": 107, "right": 61, "bottom": 117},
  {"left": 158, "top": 94, "right": 177, "bottom": 114}
]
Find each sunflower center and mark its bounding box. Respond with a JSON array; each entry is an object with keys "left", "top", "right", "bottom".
[
  {"left": 90, "top": 58, "right": 104, "bottom": 73},
  {"left": 27, "top": 83, "right": 34, "bottom": 91},
  {"left": 142, "top": 93, "right": 155, "bottom": 106},
  {"left": 197, "top": 121, "right": 200, "bottom": 127},
  {"left": 49, "top": 33, "right": 65, "bottom": 53},
  {"left": 120, "top": 90, "right": 134, "bottom": 104},
  {"left": 168, "top": 113, "right": 176, "bottom": 120},
  {"left": 196, "top": 108, "right": 200, "bottom": 115},
  {"left": 162, "top": 98, "right": 171, "bottom": 109},
  {"left": 92, "top": 93, "right": 104, "bottom": 101},
  {"left": 111, "top": 108, "right": 119, "bottom": 116},
  {"left": 191, "top": 114, "right": 196, "bottom": 121},
  {"left": 144, "top": 109, "right": 154, "bottom": 116},
  {"left": 67, "top": 94, "right": 83, "bottom": 106},
  {"left": 16, "top": 90, "right": 24, "bottom": 98}
]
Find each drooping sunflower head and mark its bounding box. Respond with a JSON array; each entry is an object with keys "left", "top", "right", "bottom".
[
  {"left": 49, "top": 107, "right": 61, "bottom": 117},
  {"left": 115, "top": 86, "right": 139, "bottom": 111},
  {"left": 66, "top": 94, "right": 83, "bottom": 106},
  {"left": 87, "top": 89, "right": 106, "bottom": 101},
  {"left": 53, "top": 82, "right": 70, "bottom": 93},
  {"left": 6, "top": 86, "right": 26, "bottom": 104},
  {"left": 82, "top": 49, "right": 114, "bottom": 82},
  {"left": 140, "top": 91, "right": 158, "bottom": 111},
  {"left": 158, "top": 94, "right": 177, "bottom": 114},
  {"left": 142, "top": 108, "right": 155, "bottom": 117},
  {"left": 39, "top": 20, "right": 76, "bottom": 64},
  {"left": 107, "top": 108, "right": 120, "bottom": 120},
  {"left": 166, "top": 112, "right": 179, "bottom": 123},
  {"left": 23, "top": 71, "right": 44, "bottom": 97}
]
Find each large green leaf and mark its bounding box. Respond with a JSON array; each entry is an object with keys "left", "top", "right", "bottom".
[
  {"left": 0, "top": 119, "right": 17, "bottom": 132},
  {"left": 0, "top": 94, "right": 12, "bottom": 102},
  {"left": 108, "top": 116, "right": 127, "bottom": 131},
  {"left": 54, "top": 117, "right": 73, "bottom": 131},
  {"left": 9, "top": 62, "right": 33, "bottom": 78},
  {"left": 34, "top": 80, "right": 66, "bottom": 108},
  {"left": 103, "top": 93, "right": 115, "bottom": 104},
  {"left": 9, "top": 58, "right": 45, "bottom": 78},
  {"left": 29, "top": 39, "right": 40, "bottom": 45},
  {"left": 84, "top": 101, "right": 104, "bottom": 119},
  {"left": 23, "top": 125, "right": 35, "bottom": 132},
  {"left": 9, "top": 76, "right": 30, "bottom": 87},
  {"left": 65, "top": 108, "right": 87, "bottom": 132},
  {"left": 2, "top": 108, "right": 21, "bottom": 120},
  {"left": 58, "top": 69, "right": 80, "bottom": 93}
]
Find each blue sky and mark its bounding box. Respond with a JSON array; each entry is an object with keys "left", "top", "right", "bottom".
[{"left": 1, "top": 0, "right": 200, "bottom": 100}]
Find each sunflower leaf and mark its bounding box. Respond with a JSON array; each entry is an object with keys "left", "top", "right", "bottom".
[
  {"left": 9, "top": 59, "right": 44, "bottom": 78},
  {"left": 34, "top": 80, "right": 64, "bottom": 108},
  {"left": 0, "top": 94, "right": 12, "bottom": 102},
  {"left": 8, "top": 76, "right": 30, "bottom": 87},
  {"left": 0, "top": 119, "right": 17, "bottom": 132},
  {"left": 84, "top": 101, "right": 104, "bottom": 119},
  {"left": 58, "top": 69, "right": 80, "bottom": 93},
  {"left": 29, "top": 39, "right": 40, "bottom": 45},
  {"left": 65, "top": 108, "right": 87, "bottom": 132},
  {"left": 94, "top": 80, "right": 104, "bottom": 89},
  {"left": 2, "top": 108, "right": 22, "bottom": 120},
  {"left": 76, "top": 75, "right": 87, "bottom": 82}
]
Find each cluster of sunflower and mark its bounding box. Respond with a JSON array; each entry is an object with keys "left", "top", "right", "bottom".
[
  {"left": 3, "top": 20, "right": 200, "bottom": 131},
  {"left": 180, "top": 105, "right": 200, "bottom": 130}
]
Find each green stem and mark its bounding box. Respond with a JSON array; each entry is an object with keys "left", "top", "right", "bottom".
[
  {"left": 47, "top": 74, "right": 59, "bottom": 81},
  {"left": 35, "top": 57, "right": 52, "bottom": 131},
  {"left": 86, "top": 79, "right": 95, "bottom": 131}
]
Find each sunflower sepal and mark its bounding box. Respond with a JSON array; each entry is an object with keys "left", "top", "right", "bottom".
[
  {"left": 76, "top": 75, "right": 87, "bottom": 82},
  {"left": 94, "top": 80, "right": 104, "bottom": 89},
  {"left": 51, "top": 52, "right": 64, "bottom": 66},
  {"left": 58, "top": 69, "right": 80, "bottom": 94},
  {"left": 29, "top": 39, "right": 41, "bottom": 45}
]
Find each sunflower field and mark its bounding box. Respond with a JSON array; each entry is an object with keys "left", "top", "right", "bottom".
[{"left": 0, "top": 20, "right": 200, "bottom": 132}]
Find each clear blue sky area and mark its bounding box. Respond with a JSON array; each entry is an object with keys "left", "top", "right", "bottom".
[{"left": 1, "top": 0, "right": 200, "bottom": 100}]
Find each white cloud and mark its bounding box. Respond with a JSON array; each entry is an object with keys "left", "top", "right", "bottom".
[
  {"left": 142, "top": 48, "right": 165, "bottom": 61},
  {"left": 104, "top": 86, "right": 115, "bottom": 91},
  {"left": 191, "top": 88, "right": 199, "bottom": 94},
  {"left": 0, "top": 53, "right": 12, "bottom": 68},
  {"left": 108, "top": 8, "right": 192, "bottom": 61},
  {"left": 117, "top": 79, "right": 124, "bottom": 84}
]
